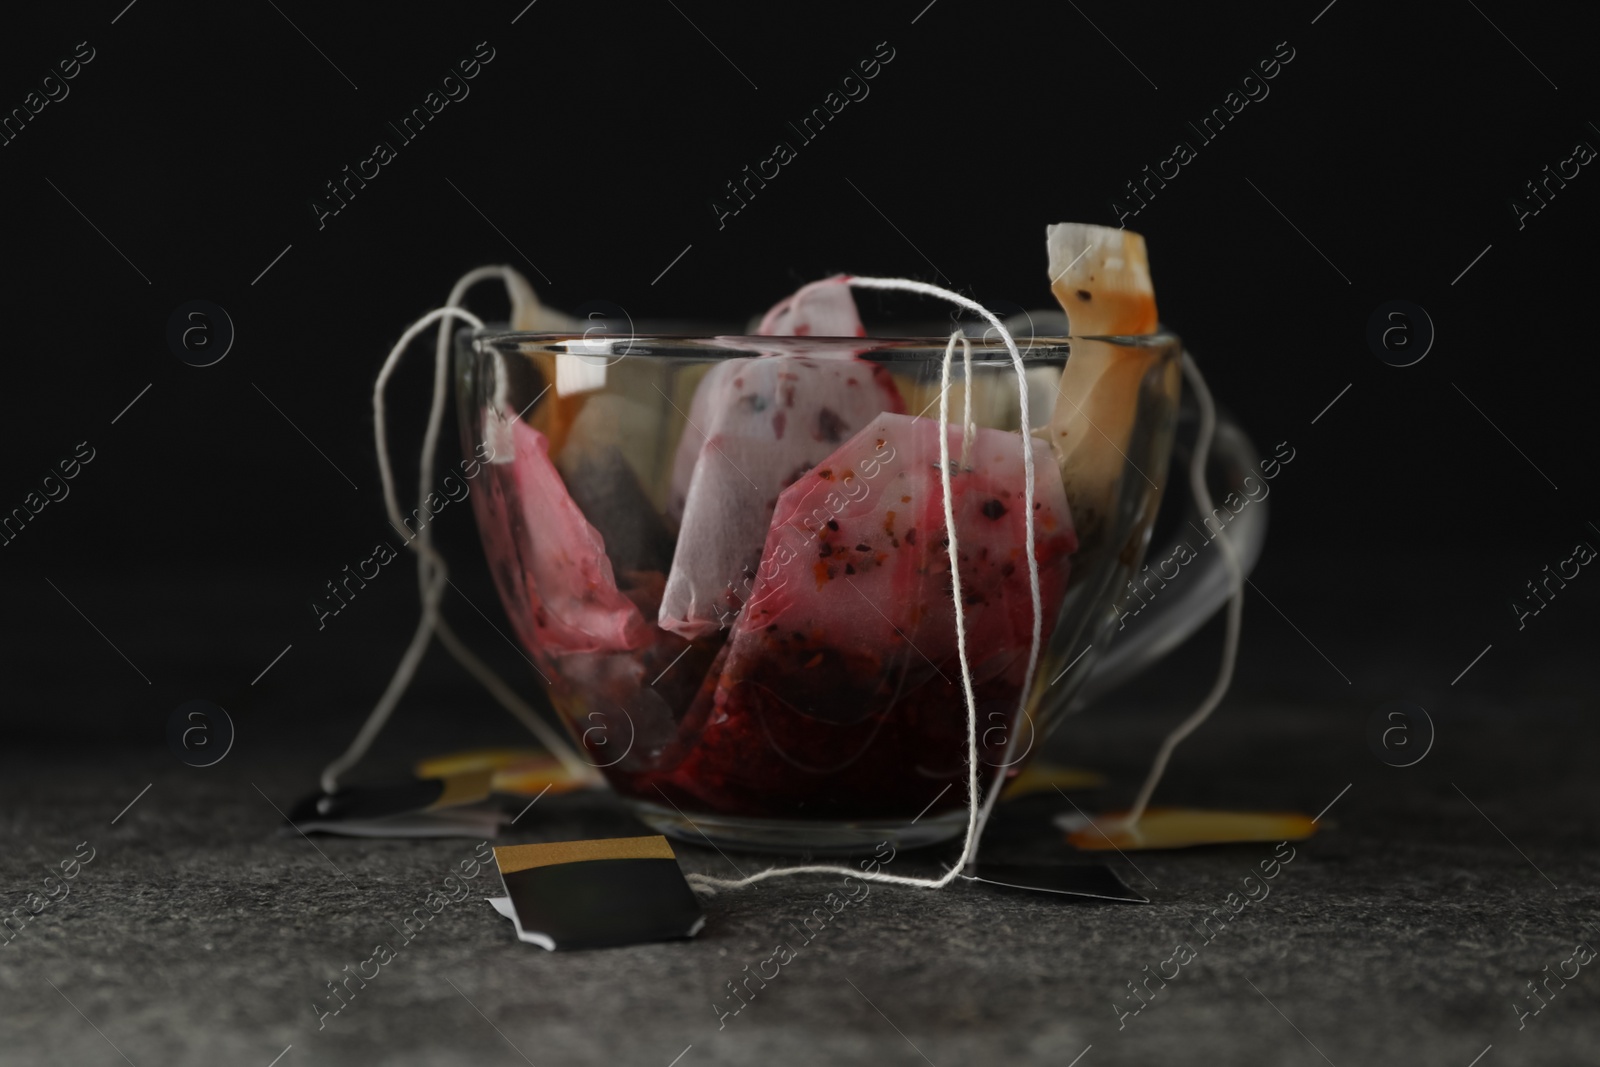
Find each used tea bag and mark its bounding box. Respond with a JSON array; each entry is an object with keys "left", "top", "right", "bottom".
[
  {"left": 756, "top": 275, "right": 870, "bottom": 336},
  {"left": 561, "top": 438, "right": 676, "bottom": 577},
  {"left": 658, "top": 278, "right": 903, "bottom": 639},
  {"left": 476, "top": 418, "right": 655, "bottom": 657},
  {"left": 642, "top": 412, "right": 1077, "bottom": 815},
  {"left": 502, "top": 309, "right": 671, "bottom": 611},
  {"left": 507, "top": 269, "right": 579, "bottom": 333},
  {"left": 476, "top": 416, "right": 696, "bottom": 771},
  {"left": 547, "top": 362, "right": 677, "bottom": 596},
  {"left": 1043, "top": 224, "right": 1174, "bottom": 548},
  {"left": 719, "top": 412, "right": 1078, "bottom": 710}
]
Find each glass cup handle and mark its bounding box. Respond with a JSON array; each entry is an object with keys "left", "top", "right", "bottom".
[{"left": 1072, "top": 410, "right": 1269, "bottom": 707}]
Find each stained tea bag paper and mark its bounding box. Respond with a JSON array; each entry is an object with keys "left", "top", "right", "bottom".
[
  {"left": 480, "top": 418, "right": 654, "bottom": 656},
  {"left": 1042, "top": 223, "right": 1165, "bottom": 549},
  {"left": 719, "top": 411, "right": 1075, "bottom": 702},
  {"left": 659, "top": 279, "right": 903, "bottom": 639}
]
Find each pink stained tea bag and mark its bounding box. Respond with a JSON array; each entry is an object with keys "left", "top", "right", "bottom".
[
  {"left": 473, "top": 418, "right": 656, "bottom": 658},
  {"left": 658, "top": 280, "right": 903, "bottom": 640},
  {"left": 628, "top": 411, "right": 1078, "bottom": 817},
  {"left": 719, "top": 412, "right": 1078, "bottom": 720}
]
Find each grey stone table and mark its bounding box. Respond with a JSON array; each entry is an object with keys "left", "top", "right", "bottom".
[{"left": 3, "top": 549, "right": 1596, "bottom": 1066}]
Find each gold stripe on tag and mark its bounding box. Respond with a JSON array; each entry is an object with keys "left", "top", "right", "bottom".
[{"left": 494, "top": 835, "right": 676, "bottom": 874}]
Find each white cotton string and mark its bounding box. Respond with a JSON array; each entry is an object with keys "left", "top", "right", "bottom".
[
  {"left": 319, "top": 306, "right": 482, "bottom": 795},
  {"left": 948, "top": 331, "right": 976, "bottom": 470},
  {"left": 414, "top": 269, "right": 593, "bottom": 783},
  {"left": 946, "top": 324, "right": 1018, "bottom": 856},
  {"left": 687, "top": 275, "right": 1040, "bottom": 896},
  {"left": 1118, "top": 351, "right": 1244, "bottom": 832},
  {"left": 319, "top": 283, "right": 593, "bottom": 796}
]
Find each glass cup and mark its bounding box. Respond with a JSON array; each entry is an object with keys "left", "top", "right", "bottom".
[{"left": 456, "top": 327, "right": 1264, "bottom": 852}]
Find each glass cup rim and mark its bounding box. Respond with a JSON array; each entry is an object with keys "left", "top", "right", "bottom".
[{"left": 469, "top": 328, "right": 1181, "bottom": 362}]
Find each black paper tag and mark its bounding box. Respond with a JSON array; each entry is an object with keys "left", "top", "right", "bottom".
[
  {"left": 287, "top": 770, "right": 500, "bottom": 837},
  {"left": 968, "top": 863, "right": 1148, "bottom": 903},
  {"left": 490, "top": 835, "right": 705, "bottom": 950}
]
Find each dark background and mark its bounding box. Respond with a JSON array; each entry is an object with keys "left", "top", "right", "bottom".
[{"left": 1, "top": 0, "right": 1595, "bottom": 730}]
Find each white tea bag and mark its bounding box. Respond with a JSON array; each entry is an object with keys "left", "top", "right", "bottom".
[
  {"left": 756, "top": 275, "right": 869, "bottom": 336},
  {"left": 658, "top": 279, "right": 903, "bottom": 639}
]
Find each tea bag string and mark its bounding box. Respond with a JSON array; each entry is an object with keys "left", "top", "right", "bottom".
[
  {"left": 1118, "top": 351, "right": 1243, "bottom": 831},
  {"left": 953, "top": 330, "right": 976, "bottom": 470},
  {"left": 411, "top": 268, "right": 590, "bottom": 783},
  {"left": 319, "top": 278, "right": 594, "bottom": 796},
  {"left": 687, "top": 276, "right": 1041, "bottom": 896}
]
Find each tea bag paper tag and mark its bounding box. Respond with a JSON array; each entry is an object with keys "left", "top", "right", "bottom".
[
  {"left": 554, "top": 350, "right": 609, "bottom": 397},
  {"left": 481, "top": 271, "right": 584, "bottom": 458},
  {"left": 1000, "top": 761, "right": 1107, "bottom": 800},
  {"left": 488, "top": 835, "right": 704, "bottom": 951},
  {"left": 484, "top": 405, "right": 516, "bottom": 465},
  {"left": 506, "top": 271, "right": 601, "bottom": 396},
  {"left": 288, "top": 770, "right": 505, "bottom": 837},
  {"left": 1056, "top": 808, "right": 1316, "bottom": 851},
  {"left": 487, "top": 895, "right": 549, "bottom": 947},
  {"left": 415, "top": 748, "right": 599, "bottom": 796},
  {"left": 967, "top": 863, "right": 1147, "bottom": 903}
]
